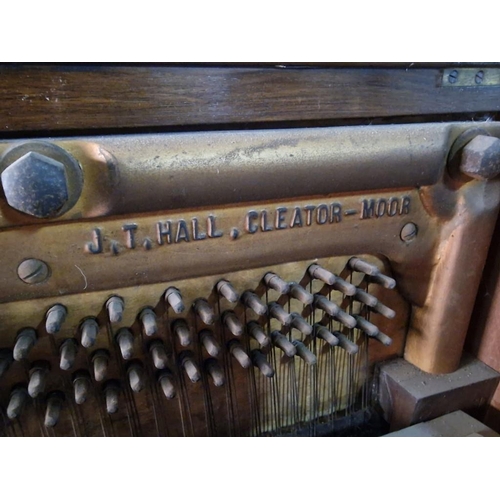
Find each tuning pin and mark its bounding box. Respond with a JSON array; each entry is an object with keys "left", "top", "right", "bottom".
[
  {"left": 7, "top": 387, "right": 28, "bottom": 419},
  {"left": 373, "top": 331, "right": 393, "bottom": 346},
  {"left": 372, "top": 301, "right": 396, "bottom": 319},
  {"left": 314, "top": 324, "right": 339, "bottom": 346},
  {"left": 313, "top": 295, "right": 356, "bottom": 328},
  {"left": 333, "top": 332, "right": 359, "bottom": 354},
  {"left": 354, "top": 289, "right": 378, "bottom": 308},
  {"left": 314, "top": 294, "right": 340, "bottom": 316},
  {"left": 158, "top": 370, "right": 176, "bottom": 399},
  {"left": 73, "top": 371, "right": 91, "bottom": 405},
  {"left": 199, "top": 330, "right": 221, "bottom": 357},
  {"left": 270, "top": 331, "right": 296, "bottom": 357},
  {"left": 13, "top": 328, "right": 37, "bottom": 361},
  {"left": 92, "top": 350, "right": 109, "bottom": 382},
  {"left": 179, "top": 351, "right": 201, "bottom": 383},
  {"left": 164, "top": 287, "right": 185, "bottom": 313},
  {"left": 247, "top": 321, "right": 270, "bottom": 347},
  {"left": 354, "top": 315, "right": 380, "bottom": 337},
  {"left": 263, "top": 272, "right": 290, "bottom": 294},
  {"left": 80, "top": 318, "right": 99, "bottom": 348},
  {"left": 222, "top": 311, "right": 243, "bottom": 336},
  {"left": 290, "top": 313, "right": 313, "bottom": 336},
  {"left": 308, "top": 264, "right": 336, "bottom": 285},
  {"left": 349, "top": 257, "right": 396, "bottom": 289},
  {"left": 139, "top": 308, "right": 157, "bottom": 336},
  {"left": 330, "top": 277, "right": 356, "bottom": 296},
  {"left": 368, "top": 273, "right": 396, "bottom": 289},
  {"left": 149, "top": 341, "right": 169, "bottom": 370},
  {"left": 348, "top": 257, "right": 380, "bottom": 276},
  {"left": 103, "top": 382, "right": 120, "bottom": 414},
  {"left": 106, "top": 296, "right": 125, "bottom": 323},
  {"left": 193, "top": 299, "right": 216, "bottom": 325},
  {"left": 251, "top": 350, "right": 274, "bottom": 378},
  {"left": 216, "top": 280, "right": 240, "bottom": 303},
  {"left": 228, "top": 340, "right": 251, "bottom": 368},
  {"left": 289, "top": 283, "right": 314, "bottom": 305},
  {"left": 0, "top": 350, "right": 13, "bottom": 379},
  {"left": 115, "top": 328, "right": 134, "bottom": 360},
  {"left": 127, "top": 362, "right": 145, "bottom": 393},
  {"left": 269, "top": 302, "right": 292, "bottom": 325},
  {"left": 45, "top": 305, "right": 67, "bottom": 334},
  {"left": 173, "top": 319, "right": 192, "bottom": 346},
  {"left": 59, "top": 339, "right": 78, "bottom": 371},
  {"left": 44, "top": 392, "right": 64, "bottom": 428},
  {"left": 28, "top": 363, "right": 49, "bottom": 398},
  {"left": 205, "top": 358, "right": 225, "bottom": 387},
  {"left": 241, "top": 291, "right": 267, "bottom": 316},
  {"left": 292, "top": 340, "right": 317, "bottom": 365}
]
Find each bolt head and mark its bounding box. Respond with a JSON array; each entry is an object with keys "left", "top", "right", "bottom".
[
  {"left": 1, "top": 151, "right": 69, "bottom": 218},
  {"left": 460, "top": 135, "right": 500, "bottom": 180}
]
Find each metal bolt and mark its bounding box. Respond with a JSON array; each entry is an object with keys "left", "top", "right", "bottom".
[
  {"left": 459, "top": 134, "right": 500, "bottom": 180},
  {"left": 448, "top": 69, "right": 459, "bottom": 84},
  {"left": 0, "top": 141, "right": 83, "bottom": 219},
  {"left": 400, "top": 222, "right": 418, "bottom": 242},
  {"left": 17, "top": 258, "right": 50, "bottom": 284},
  {"left": 475, "top": 70, "right": 484, "bottom": 85},
  {"left": 1, "top": 152, "right": 68, "bottom": 218}
]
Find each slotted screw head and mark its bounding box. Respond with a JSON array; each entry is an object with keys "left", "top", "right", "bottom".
[{"left": 1, "top": 152, "right": 69, "bottom": 218}]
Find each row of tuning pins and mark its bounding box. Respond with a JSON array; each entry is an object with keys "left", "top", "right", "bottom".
[
  {"left": 5, "top": 256, "right": 395, "bottom": 364},
  {"left": 261, "top": 259, "right": 396, "bottom": 346}
]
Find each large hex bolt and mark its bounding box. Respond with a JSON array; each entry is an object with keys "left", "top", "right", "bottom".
[
  {"left": 0, "top": 141, "right": 83, "bottom": 218},
  {"left": 1, "top": 152, "right": 69, "bottom": 218},
  {"left": 459, "top": 135, "right": 500, "bottom": 180}
]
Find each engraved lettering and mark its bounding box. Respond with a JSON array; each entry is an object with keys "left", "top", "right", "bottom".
[
  {"left": 361, "top": 199, "right": 375, "bottom": 219},
  {"left": 143, "top": 238, "right": 152, "bottom": 250},
  {"left": 388, "top": 197, "right": 399, "bottom": 217},
  {"left": 175, "top": 220, "right": 190, "bottom": 243},
  {"left": 207, "top": 215, "right": 223, "bottom": 238},
  {"left": 316, "top": 204, "right": 329, "bottom": 225},
  {"left": 122, "top": 223, "right": 138, "bottom": 249},
  {"left": 110, "top": 241, "right": 119, "bottom": 255},
  {"left": 304, "top": 205, "right": 315, "bottom": 226},
  {"left": 192, "top": 218, "right": 207, "bottom": 241},
  {"left": 290, "top": 207, "right": 303, "bottom": 228},
  {"left": 401, "top": 196, "right": 411, "bottom": 215},
  {"left": 85, "top": 228, "right": 103, "bottom": 254},
  {"left": 275, "top": 208, "right": 288, "bottom": 230},
  {"left": 157, "top": 221, "right": 172, "bottom": 245},
  {"left": 330, "top": 203, "right": 342, "bottom": 223},
  {"left": 245, "top": 210, "right": 259, "bottom": 234},
  {"left": 260, "top": 210, "right": 273, "bottom": 232},
  {"left": 376, "top": 199, "right": 387, "bottom": 218}
]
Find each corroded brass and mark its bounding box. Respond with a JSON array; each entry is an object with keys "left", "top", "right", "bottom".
[{"left": 1, "top": 121, "right": 500, "bottom": 436}]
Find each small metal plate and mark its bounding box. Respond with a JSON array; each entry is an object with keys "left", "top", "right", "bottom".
[{"left": 442, "top": 68, "right": 500, "bottom": 87}]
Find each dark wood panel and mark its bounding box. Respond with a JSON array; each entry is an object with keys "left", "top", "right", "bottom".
[{"left": 1, "top": 65, "right": 500, "bottom": 133}]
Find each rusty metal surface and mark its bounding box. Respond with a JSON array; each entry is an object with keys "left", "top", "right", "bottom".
[
  {"left": 0, "top": 123, "right": 453, "bottom": 227},
  {"left": 1, "top": 121, "right": 500, "bottom": 434}
]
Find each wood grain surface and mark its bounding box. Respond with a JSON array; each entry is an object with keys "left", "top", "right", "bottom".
[{"left": 1, "top": 65, "right": 500, "bottom": 134}]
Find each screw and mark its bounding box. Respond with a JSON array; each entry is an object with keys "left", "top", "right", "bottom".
[
  {"left": 401, "top": 222, "right": 418, "bottom": 242},
  {"left": 17, "top": 258, "right": 50, "bottom": 284},
  {"left": 448, "top": 70, "right": 459, "bottom": 84},
  {"left": 475, "top": 70, "right": 484, "bottom": 85}
]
